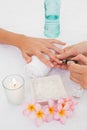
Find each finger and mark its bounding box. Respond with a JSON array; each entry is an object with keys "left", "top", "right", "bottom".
[
  {"left": 47, "top": 43, "right": 63, "bottom": 54},
  {"left": 56, "top": 46, "right": 75, "bottom": 59},
  {"left": 48, "top": 39, "right": 66, "bottom": 45},
  {"left": 68, "top": 61, "right": 84, "bottom": 74},
  {"left": 42, "top": 48, "right": 62, "bottom": 64},
  {"left": 80, "top": 83, "right": 87, "bottom": 89},
  {"left": 55, "top": 64, "right": 68, "bottom": 69},
  {"left": 35, "top": 51, "right": 54, "bottom": 67},
  {"left": 52, "top": 61, "right": 57, "bottom": 66},
  {"left": 22, "top": 52, "right": 32, "bottom": 63},
  {"left": 54, "top": 64, "right": 62, "bottom": 68},
  {"left": 50, "top": 59, "right": 60, "bottom": 67},
  {"left": 72, "top": 54, "right": 87, "bottom": 65},
  {"left": 42, "top": 40, "right": 63, "bottom": 54}
]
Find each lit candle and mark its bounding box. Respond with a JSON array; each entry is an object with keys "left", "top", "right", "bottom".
[
  {"left": 9, "top": 78, "right": 21, "bottom": 89},
  {"left": 2, "top": 74, "right": 25, "bottom": 105}
]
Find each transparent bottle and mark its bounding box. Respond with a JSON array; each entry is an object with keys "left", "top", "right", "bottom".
[{"left": 44, "top": 0, "right": 60, "bottom": 38}]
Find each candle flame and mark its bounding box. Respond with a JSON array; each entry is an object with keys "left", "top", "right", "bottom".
[{"left": 12, "top": 78, "right": 17, "bottom": 87}]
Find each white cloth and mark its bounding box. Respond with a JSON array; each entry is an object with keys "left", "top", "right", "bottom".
[{"left": 24, "top": 56, "right": 51, "bottom": 78}]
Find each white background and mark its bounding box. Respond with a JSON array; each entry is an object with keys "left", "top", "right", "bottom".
[
  {"left": 0, "top": 0, "right": 87, "bottom": 43},
  {"left": 0, "top": 0, "right": 87, "bottom": 130}
]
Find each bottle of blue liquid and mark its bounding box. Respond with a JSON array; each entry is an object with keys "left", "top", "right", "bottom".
[{"left": 44, "top": 0, "right": 60, "bottom": 38}]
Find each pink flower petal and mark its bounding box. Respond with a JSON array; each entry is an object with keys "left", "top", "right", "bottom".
[
  {"left": 59, "top": 117, "right": 66, "bottom": 125},
  {"left": 64, "top": 103, "right": 71, "bottom": 110},
  {"left": 45, "top": 115, "right": 54, "bottom": 122},
  {"left": 44, "top": 107, "right": 49, "bottom": 115},
  {"left": 23, "top": 109, "right": 30, "bottom": 116},
  {"left": 54, "top": 112, "right": 60, "bottom": 120},
  {"left": 58, "top": 98, "right": 65, "bottom": 104},
  {"left": 29, "top": 112, "right": 36, "bottom": 120},
  {"left": 48, "top": 99, "right": 54, "bottom": 107},
  {"left": 66, "top": 111, "right": 73, "bottom": 118},
  {"left": 57, "top": 104, "right": 62, "bottom": 111},
  {"left": 35, "top": 104, "right": 42, "bottom": 111},
  {"left": 65, "top": 97, "right": 72, "bottom": 102},
  {"left": 34, "top": 118, "right": 43, "bottom": 127}
]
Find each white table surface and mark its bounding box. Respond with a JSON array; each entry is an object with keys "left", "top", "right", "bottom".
[{"left": 0, "top": 0, "right": 87, "bottom": 130}]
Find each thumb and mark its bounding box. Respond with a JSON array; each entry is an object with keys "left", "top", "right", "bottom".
[
  {"left": 67, "top": 61, "right": 75, "bottom": 66},
  {"left": 67, "top": 61, "right": 83, "bottom": 73},
  {"left": 72, "top": 54, "right": 87, "bottom": 65},
  {"left": 57, "top": 47, "right": 73, "bottom": 59},
  {"left": 22, "top": 52, "right": 32, "bottom": 63}
]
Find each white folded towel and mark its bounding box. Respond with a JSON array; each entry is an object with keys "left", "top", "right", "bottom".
[{"left": 24, "top": 56, "right": 51, "bottom": 78}]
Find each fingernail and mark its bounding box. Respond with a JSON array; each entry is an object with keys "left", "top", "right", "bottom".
[
  {"left": 67, "top": 61, "right": 70, "bottom": 65},
  {"left": 67, "top": 61, "right": 74, "bottom": 65},
  {"left": 51, "top": 63, "right": 54, "bottom": 67},
  {"left": 56, "top": 55, "right": 61, "bottom": 58},
  {"left": 27, "top": 59, "right": 30, "bottom": 63},
  {"left": 56, "top": 60, "right": 62, "bottom": 64}
]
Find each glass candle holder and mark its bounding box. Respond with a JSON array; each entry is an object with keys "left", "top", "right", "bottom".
[{"left": 2, "top": 74, "right": 25, "bottom": 105}]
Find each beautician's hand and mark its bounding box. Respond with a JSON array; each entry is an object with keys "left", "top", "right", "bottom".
[
  {"left": 19, "top": 36, "right": 65, "bottom": 67},
  {"left": 68, "top": 54, "right": 87, "bottom": 88},
  {"left": 57, "top": 41, "right": 87, "bottom": 60},
  {"left": 55, "top": 41, "right": 87, "bottom": 69}
]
